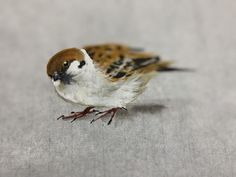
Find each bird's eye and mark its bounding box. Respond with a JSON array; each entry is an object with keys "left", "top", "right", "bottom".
[{"left": 63, "top": 61, "right": 69, "bottom": 67}]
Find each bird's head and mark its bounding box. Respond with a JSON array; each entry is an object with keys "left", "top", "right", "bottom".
[{"left": 47, "top": 48, "right": 92, "bottom": 86}]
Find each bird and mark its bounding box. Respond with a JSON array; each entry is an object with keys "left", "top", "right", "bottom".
[{"left": 47, "top": 43, "right": 186, "bottom": 125}]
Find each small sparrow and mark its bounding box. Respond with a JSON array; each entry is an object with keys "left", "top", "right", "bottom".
[{"left": 47, "top": 43, "right": 185, "bottom": 124}]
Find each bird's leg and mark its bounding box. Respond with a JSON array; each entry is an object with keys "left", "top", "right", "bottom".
[
  {"left": 57, "top": 106, "right": 97, "bottom": 123},
  {"left": 90, "top": 107, "right": 125, "bottom": 125}
]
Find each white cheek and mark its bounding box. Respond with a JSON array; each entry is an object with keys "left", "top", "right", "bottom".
[
  {"left": 66, "top": 60, "right": 80, "bottom": 75},
  {"left": 53, "top": 80, "right": 61, "bottom": 87}
]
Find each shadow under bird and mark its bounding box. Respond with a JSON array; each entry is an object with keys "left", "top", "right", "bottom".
[{"left": 47, "top": 43, "right": 187, "bottom": 125}]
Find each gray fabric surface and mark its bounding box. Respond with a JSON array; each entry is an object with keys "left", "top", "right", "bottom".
[{"left": 0, "top": 0, "right": 236, "bottom": 176}]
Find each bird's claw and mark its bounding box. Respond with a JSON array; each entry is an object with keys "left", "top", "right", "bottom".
[
  {"left": 57, "top": 107, "right": 126, "bottom": 125},
  {"left": 71, "top": 118, "right": 77, "bottom": 123},
  {"left": 90, "top": 119, "right": 95, "bottom": 124},
  {"left": 92, "top": 109, "right": 99, "bottom": 113},
  {"left": 122, "top": 107, "right": 127, "bottom": 111},
  {"left": 90, "top": 107, "right": 123, "bottom": 125},
  {"left": 57, "top": 106, "right": 95, "bottom": 122},
  {"left": 95, "top": 111, "right": 103, "bottom": 116},
  {"left": 57, "top": 115, "right": 64, "bottom": 120},
  {"left": 107, "top": 118, "right": 113, "bottom": 125}
]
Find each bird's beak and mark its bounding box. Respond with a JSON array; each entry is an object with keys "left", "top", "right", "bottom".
[
  {"left": 52, "top": 72, "right": 61, "bottom": 81},
  {"left": 52, "top": 72, "right": 62, "bottom": 87},
  {"left": 51, "top": 71, "right": 73, "bottom": 85}
]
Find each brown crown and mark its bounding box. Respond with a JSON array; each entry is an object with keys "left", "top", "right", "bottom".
[{"left": 47, "top": 48, "right": 84, "bottom": 77}]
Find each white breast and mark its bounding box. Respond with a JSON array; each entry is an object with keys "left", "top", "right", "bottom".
[{"left": 54, "top": 75, "right": 151, "bottom": 108}]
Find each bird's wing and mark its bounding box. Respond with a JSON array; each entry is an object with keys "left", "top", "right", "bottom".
[{"left": 83, "top": 43, "right": 171, "bottom": 81}]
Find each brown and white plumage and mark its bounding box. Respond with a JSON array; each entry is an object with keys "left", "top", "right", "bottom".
[
  {"left": 83, "top": 43, "right": 172, "bottom": 81},
  {"left": 47, "top": 43, "right": 180, "bottom": 124}
]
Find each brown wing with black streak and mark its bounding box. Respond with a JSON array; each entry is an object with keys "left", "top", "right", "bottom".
[{"left": 83, "top": 43, "right": 171, "bottom": 81}]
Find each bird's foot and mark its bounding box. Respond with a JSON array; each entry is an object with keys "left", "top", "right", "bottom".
[
  {"left": 90, "top": 107, "right": 126, "bottom": 125},
  {"left": 57, "top": 106, "right": 97, "bottom": 123}
]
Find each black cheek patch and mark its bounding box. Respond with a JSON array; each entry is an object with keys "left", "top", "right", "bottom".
[{"left": 78, "top": 60, "right": 86, "bottom": 68}]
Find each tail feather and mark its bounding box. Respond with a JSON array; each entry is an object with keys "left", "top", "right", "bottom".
[
  {"left": 157, "top": 61, "right": 193, "bottom": 72},
  {"left": 158, "top": 67, "right": 193, "bottom": 72}
]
